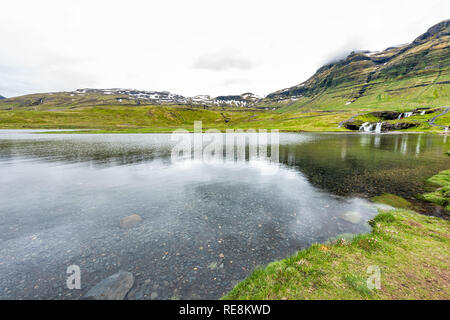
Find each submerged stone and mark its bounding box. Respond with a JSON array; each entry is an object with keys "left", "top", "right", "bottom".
[
  {"left": 84, "top": 271, "right": 134, "bottom": 300},
  {"left": 341, "top": 211, "right": 361, "bottom": 224},
  {"left": 120, "top": 214, "right": 142, "bottom": 228},
  {"left": 372, "top": 203, "right": 396, "bottom": 211}
]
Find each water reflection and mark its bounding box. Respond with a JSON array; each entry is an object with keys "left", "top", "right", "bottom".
[{"left": 0, "top": 130, "right": 448, "bottom": 300}]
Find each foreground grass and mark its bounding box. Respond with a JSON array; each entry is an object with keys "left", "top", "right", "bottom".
[
  {"left": 420, "top": 170, "right": 450, "bottom": 211},
  {"left": 224, "top": 209, "right": 449, "bottom": 299}
]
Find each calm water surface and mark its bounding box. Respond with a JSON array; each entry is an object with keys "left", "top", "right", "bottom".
[{"left": 0, "top": 130, "right": 448, "bottom": 299}]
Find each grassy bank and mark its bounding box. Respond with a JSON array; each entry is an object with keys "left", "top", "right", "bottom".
[
  {"left": 0, "top": 104, "right": 447, "bottom": 134},
  {"left": 0, "top": 105, "right": 351, "bottom": 133},
  {"left": 420, "top": 170, "right": 450, "bottom": 212},
  {"left": 224, "top": 207, "right": 449, "bottom": 300}
]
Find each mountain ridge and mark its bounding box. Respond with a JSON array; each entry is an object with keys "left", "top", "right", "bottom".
[
  {"left": 0, "top": 88, "right": 262, "bottom": 109},
  {"left": 264, "top": 19, "right": 449, "bottom": 110},
  {"left": 0, "top": 19, "right": 448, "bottom": 111}
]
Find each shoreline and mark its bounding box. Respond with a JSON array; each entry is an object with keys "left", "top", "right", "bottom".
[
  {"left": 224, "top": 176, "right": 449, "bottom": 300},
  {"left": 0, "top": 127, "right": 446, "bottom": 135},
  {"left": 223, "top": 206, "right": 450, "bottom": 300}
]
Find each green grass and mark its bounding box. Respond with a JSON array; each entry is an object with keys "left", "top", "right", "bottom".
[
  {"left": 420, "top": 170, "right": 450, "bottom": 211},
  {"left": 223, "top": 209, "right": 450, "bottom": 300},
  {"left": 0, "top": 104, "right": 447, "bottom": 134},
  {"left": 371, "top": 194, "right": 414, "bottom": 209},
  {"left": 0, "top": 105, "right": 357, "bottom": 133}
]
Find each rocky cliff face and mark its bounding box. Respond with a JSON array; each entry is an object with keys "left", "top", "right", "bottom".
[{"left": 266, "top": 20, "right": 450, "bottom": 107}]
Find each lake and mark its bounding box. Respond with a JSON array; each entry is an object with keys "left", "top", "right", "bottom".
[{"left": 0, "top": 130, "right": 448, "bottom": 299}]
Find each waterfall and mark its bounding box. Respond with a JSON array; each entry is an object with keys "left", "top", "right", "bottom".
[
  {"left": 375, "top": 122, "right": 383, "bottom": 133},
  {"left": 359, "top": 122, "right": 379, "bottom": 133},
  {"left": 398, "top": 112, "right": 413, "bottom": 119},
  {"left": 359, "top": 122, "right": 370, "bottom": 131},
  {"left": 420, "top": 111, "right": 426, "bottom": 116},
  {"left": 359, "top": 122, "right": 375, "bottom": 132}
]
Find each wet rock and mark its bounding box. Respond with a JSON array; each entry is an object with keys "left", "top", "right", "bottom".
[
  {"left": 120, "top": 214, "right": 142, "bottom": 228},
  {"left": 84, "top": 271, "right": 134, "bottom": 300},
  {"left": 341, "top": 211, "right": 361, "bottom": 224}
]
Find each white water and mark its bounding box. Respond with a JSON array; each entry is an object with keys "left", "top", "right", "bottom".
[
  {"left": 398, "top": 112, "right": 414, "bottom": 120},
  {"left": 375, "top": 122, "right": 383, "bottom": 133},
  {"left": 420, "top": 111, "right": 426, "bottom": 115},
  {"left": 359, "top": 122, "right": 383, "bottom": 133},
  {"left": 359, "top": 122, "right": 373, "bottom": 132}
]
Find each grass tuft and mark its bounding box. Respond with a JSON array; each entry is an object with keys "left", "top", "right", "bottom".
[{"left": 419, "top": 170, "right": 450, "bottom": 211}]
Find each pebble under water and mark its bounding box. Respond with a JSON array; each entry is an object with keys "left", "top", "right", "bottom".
[{"left": 0, "top": 130, "right": 448, "bottom": 299}]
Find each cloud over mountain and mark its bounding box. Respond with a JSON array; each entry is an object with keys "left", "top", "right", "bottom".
[{"left": 192, "top": 50, "right": 254, "bottom": 71}]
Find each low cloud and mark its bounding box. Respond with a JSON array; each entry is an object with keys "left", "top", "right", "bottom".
[
  {"left": 321, "top": 38, "right": 363, "bottom": 65},
  {"left": 192, "top": 50, "right": 254, "bottom": 71}
]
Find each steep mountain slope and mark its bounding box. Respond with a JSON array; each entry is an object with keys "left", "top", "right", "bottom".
[
  {"left": 265, "top": 19, "right": 450, "bottom": 111},
  {"left": 0, "top": 95, "right": 5, "bottom": 100}
]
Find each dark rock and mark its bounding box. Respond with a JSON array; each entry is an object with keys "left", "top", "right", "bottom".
[
  {"left": 344, "top": 122, "right": 362, "bottom": 130},
  {"left": 413, "top": 19, "right": 449, "bottom": 45},
  {"left": 84, "top": 271, "right": 134, "bottom": 300},
  {"left": 215, "top": 95, "right": 242, "bottom": 101},
  {"left": 413, "top": 108, "right": 434, "bottom": 114},
  {"left": 29, "top": 98, "right": 44, "bottom": 106},
  {"left": 382, "top": 122, "right": 418, "bottom": 130},
  {"left": 370, "top": 111, "right": 401, "bottom": 120}
]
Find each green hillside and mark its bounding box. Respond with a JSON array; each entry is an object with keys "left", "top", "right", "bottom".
[
  {"left": 0, "top": 20, "right": 449, "bottom": 133},
  {"left": 265, "top": 20, "right": 450, "bottom": 113}
]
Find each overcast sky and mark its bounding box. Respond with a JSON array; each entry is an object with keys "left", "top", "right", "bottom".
[{"left": 0, "top": 0, "right": 448, "bottom": 98}]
